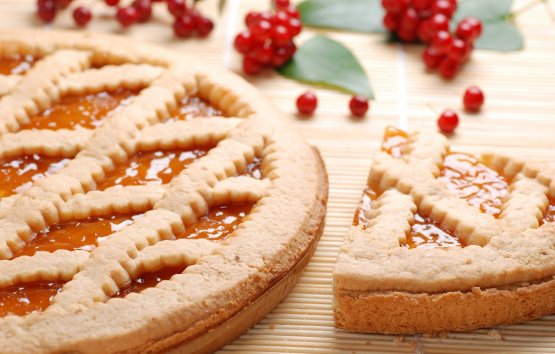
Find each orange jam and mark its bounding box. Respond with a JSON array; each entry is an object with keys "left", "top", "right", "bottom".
[
  {"left": 405, "top": 214, "right": 465, "bottom": 250},
  {"left": 18, "top": 89, "right": 137, "bottom": 131},
  {"left": 98, "top": 149, "right": 207, "bottom": 189},
  {"left": 165, "top": 96, "right": 222, "bottom": 121},
  {"left": 178, "top": 203, "right": 253, "bottom": 240},
  {"left": 543, "top": 201, "right": 555, "bottom": 224},
  {"left": 14, "top": 214, "right": 141, "bottom": 257},
  {"left": 114, "top": 265, "right": 187, "bottom": 298},
  {"left": 353, "top": 188, "right": 376, "bottom": 227},
  {"left": 0, "top": 154, "right": 70, "bottom": 197},
  {"left": 0, "top": 281, "right": 63, "bottom": 317},
  {"left": 0, "top": 54, "right": 35, "bottom": 75},
  {"left": 438, "top": 152, "right": 509, "bottom": 217},
  {"left": 381, "top": 126, "right": 409, "bottom": 158},
  {"left": 244, "top": 157, "right": 263, "bottom": 179}
]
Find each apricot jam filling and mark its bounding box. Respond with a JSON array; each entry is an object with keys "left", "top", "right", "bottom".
[
  {"left": 114, "top": 265, "right": 187, "bottom": 298},
  {"left": 0, "top": 281, "right": 63, "bottom": 317},
  {"left": 165, "top": 96, "right": 223, "bottom": 121},
  {"left": 0, "top": 54, "right": 35, "bottom": 75},
  {"left": 543, "top": 200, "right": 555, "bottom": 224},
  {"left": 244, "top": 156, "right": 263, "bottom": 179},
  {"left": 178, "top": 203, "right": 253, "bottom": 240},
  {"left": 0, "top": 154, "right": 70, "bottom": 197},
  {"left": 353, "top": 188, "right": 376, "bottom": 227},
  {"left": 14, "top": 214, "right": 141, "bottom": 257},
  {"left": 381, "top": 126, "right": 409, "bottom": 158},
  {"left": 18, "top": 89, "right": 137, "bottom": 131},
  {"left": 98, "top": 149, "right": 208, "bottom": 189}
]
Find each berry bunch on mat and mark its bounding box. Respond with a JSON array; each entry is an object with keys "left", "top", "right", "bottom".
[
  {"left": 382, "top": 0, "right": 482, "bottom": 79},
  {"left": 36, "top": 0, "right": 214, "bottom": 38},
  {"left": 234, "top": 0, "right": 303, "bottom": 75}
]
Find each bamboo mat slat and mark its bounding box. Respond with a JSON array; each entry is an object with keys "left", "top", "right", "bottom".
[{"left": 0, "top": 1, "right": 554, "bottom": 353}]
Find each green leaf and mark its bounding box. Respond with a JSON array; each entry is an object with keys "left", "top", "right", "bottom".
[
  {"left": 453, "top": 0, "right": 524, "bottom": 51},
  {"left": 277, "top": 35, "right": 373, "bottom": 99},
  {"left": 298, "top": 0, "right": 384, "bottom": 33}
]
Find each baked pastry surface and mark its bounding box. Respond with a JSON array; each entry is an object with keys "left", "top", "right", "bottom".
[
  {"left": 0, "top": 30, "right": 328, "bottom": 353},
  {"left": 334, "top": 127, "right": 555, "bottom": 334}
]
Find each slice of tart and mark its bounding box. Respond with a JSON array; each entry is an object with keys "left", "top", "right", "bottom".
[
  {"left": 0, "top": 30, "right": 328, "bottom": 353},
  {"left": 334, "top": 127, "right": 555, "bottom": 334}
]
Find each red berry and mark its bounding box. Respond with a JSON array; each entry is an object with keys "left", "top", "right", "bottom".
[
  {"left": 448, "top": 38, "right": 470, "bottom": 61},
  {"left": 250, "top": 20, "right": 272, "bottom": 42},
  {"left": 382, "top": 0, "right": 409, "bottom": 15},
  {"left": 245, "top": 11, "right": 262, "bottom": 27},
  {"left": 234, "top": 31, "right": 254, "bottom": 53},
  {"left": 422, "top": 47, "right": 444, "bottom": 69},
  {"left": 462, "top": 17, "right": 483, "bottom": 38},
  {"left": 463, "top": 86, "right": 485, "bottom": 112},
  {"left": 431, "top": 30, "right": 453, "bottom": 54},
  {"left": 455, "top": 21, "right": 476, "bottom": 42},
  {"left": 283, "top": 5, "right": 300, "bottom": 19},
  {"left": 437, "top": 109, "right": 459, "bottom": 133},
  {"left": 105, "top": 0, "right": 119, "bottom": 6},
  {"left": 417, "top": 20, "right": 432, "bottom": 43},
  {"left": 272, "top": 11, "right": 289, "bottom": 26},
  {"left": 196, "top": 16, "right": 214, "bottom": 37},
  {"left": 398, "top": 28, "right": 417, "bottom": 42},
  {"left": 286, "top": 18, "right": 302, "bottom": 36},
  {"left": 275, "top": 0, "right": 290, "bottom": 9},
  {"left": 116, "top": 7, "right": 139, "bottom": 27},
  {"left": 272, "top": 25, "right": 291, "bottom": 46},
  {"left": 249, "top": 42, "right": 273, "bottom": 65},
  {"left": 399, "top": 8, "right": 419, "bottom": 31},
  {"left": 37, "top": 0, "right": 56, "bottom": 23},
  {"left": 242, "top": 56, "right": 262, "bottom": 75},
  {"left": 431, "top": 0, "right": 456, "bottom": 18},
  {"left": 133, "top": 0, "right": 152, "bottom": 22},
  {"left": 428, "top": 13, "right": 449, "bottom": 38},
  {"left": 296, "top": 91, "right": 318, "bottom": 116},
  {"left": 383, "top": 13, "right": 399, "bottom": 31},
  {"left": 349, "top": 95, "right": 370, "bottom": 118},
  {"left": 438, "top": 57, "right": 459, "bottom": 79},
  {"left": 167, "top": 0, "right": 186, "bottom": 17},
  {"left": 413, "top": 0, "right": 431, "bottom": 11},
  {"left": 271, "top": 41, "right": 296, "bottom": 67},
  {"left": 72, "top": 6, "right": 92, "bottom": 27},
  {"left": 173, "top": 15, "right": 194, "bottom": 37}
]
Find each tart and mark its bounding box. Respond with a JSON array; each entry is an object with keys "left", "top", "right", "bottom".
[
  {"left": 0, "top": 30, "right": 328, "bottom": 353},
  {"left": 334, "top": 127, "right": 555, "bottom": 334}
]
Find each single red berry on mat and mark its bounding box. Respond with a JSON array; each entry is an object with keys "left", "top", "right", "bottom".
[
  {"left": 234, "top": 31, "right": 254, "bottom": 53},
  {"left": 438, "top": 57, "right": 459, "bottom": 79},
  {"left": 73, "top": 6, "right": 92, "bottom": 27},
  {"left": 167, "top": 0, "right": 186, "bottom": 18},
  {"left": 437, "top": 109, "right": 459, "bottom": 133},
  {"left": 196, "top": 16, "right": 214, "bottom": 37},
  {"left": 463, "top": 86, "right": 485, "bottom": 112},
  {"left": 173, "top": 15, "right": 195, "bottom": 37},
  {"left": 296, "top": 91, "right": 318, "bottom": 116},
  {"left": 349, "top": 96, "right": 370, "bottom": 118},
  {"left": 37, "top": 0, "right": 56, "bottom": 23},
  {"left": 105, "top": 0, "right": 120, "bottom": 6},
  {"left": 116, "top": 7, "right": 139, "bottom": 27},
  {"left": 242, "top": 56, "right": 262, "bottom": 75},
  {"left": 422, "top": 47, "right": 444, "bottom": 69}
]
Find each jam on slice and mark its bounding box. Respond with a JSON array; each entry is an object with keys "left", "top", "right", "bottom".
[
  {"left": 165, "top": 96, "right": 223, "bottom": 122},
  {"left": 381, "top": 126, "right": 409, "bottom": 158},
  {"left": 0, "top": 54, "right": 35, "bottom": 75},
  {"left": 18, "top": 89, "right": 137, "bottom": 131},
  {"left": 98, "top": 149, "right": 208, "bottom": 190},
  {"left": 178, "top": 203, "right": 253, "bottom": 240},
  {"left": 543, "top": 200, "right": 555, "bottom": 224},
  {"left": 405, "top": 214, "right": 465, "bottom": 250},
  {"left": 243, "top": 156, "right": 263, "bottom": 179},
  {"left": 14, "top": 214, "right": 141, "bottom": 257},
  {"left": 0, "top": 281, "right": 63, "bottom": 317},
  {"left": 353, "top": 188, "right": 376, "bottom": 227},
  {"left": 113, "top": 265, "right": 187, "bottom": 298},
  {"left": 438, "top": 152, "right": 509, "bottom": 217},
  {"left": 0, "top": 154, "right": 70, "bottom": 197}
]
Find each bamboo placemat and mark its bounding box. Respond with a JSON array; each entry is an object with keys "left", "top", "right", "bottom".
[{"left": 0, "top": 1, "right": 554, "bottom": 353}]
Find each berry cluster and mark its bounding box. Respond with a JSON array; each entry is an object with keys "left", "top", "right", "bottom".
[
  {"left": 233, "top": 0, "right": 303, "bottom": 75},
  {"left": 381, "top": 0, "right": 482, "bottom": 79},
  {"left": 36, "top": 0, "right": 214, "bottom": 38}
]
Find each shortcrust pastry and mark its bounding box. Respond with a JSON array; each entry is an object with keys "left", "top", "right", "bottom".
[
  {"left": 334, "top": 127, "right": 555, "bottom": 334},
  {"left": 0, "top": 30, "right": 327, "bottom": 353}
]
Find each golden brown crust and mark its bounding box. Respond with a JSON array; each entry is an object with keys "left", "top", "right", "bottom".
[
  {"left": 0, "top": 30, "right": 328, "bottom": 353},
  {"left": 334, "top": 277, "right": 555, "bottom": 334}
]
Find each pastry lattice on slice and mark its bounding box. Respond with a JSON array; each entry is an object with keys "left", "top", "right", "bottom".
[{"left": 333, "top": 127, "right": 555, "bottom": 334}]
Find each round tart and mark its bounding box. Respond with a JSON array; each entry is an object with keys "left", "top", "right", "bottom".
[
  {"left": 0, "top": 30, "right": 327, "bottom": 353},
  {"left": 334, "top": 127, "right": 555, "bottom": 334}
]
